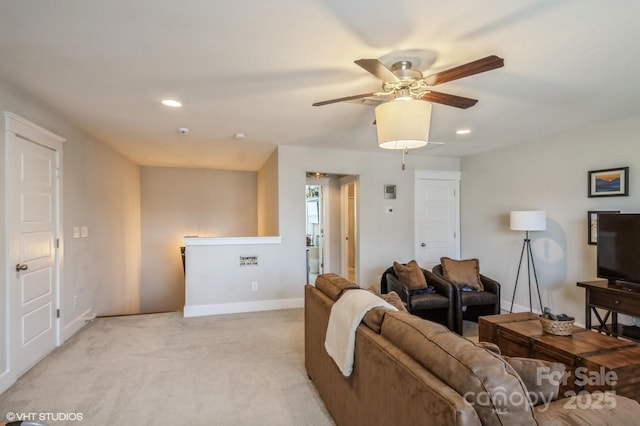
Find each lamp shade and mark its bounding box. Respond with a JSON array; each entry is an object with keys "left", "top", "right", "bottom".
[
  {"left": 374, "top": 100, "right": 431, "bottom": 149},
  {"left": 510, "top": 210, "right": 546, "bottom": 231}
]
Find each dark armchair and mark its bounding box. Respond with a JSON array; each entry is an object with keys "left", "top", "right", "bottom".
[
  {"left": 432, "top": 263, "right": 501, "bottom": 335},
  {"left": 381, "top": 266, "right": 455, "bottom": 331}
]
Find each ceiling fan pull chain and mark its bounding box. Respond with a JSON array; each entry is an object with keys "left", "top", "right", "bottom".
[{"left": 402, "top": 147, "right": 408, "bottom": 170}]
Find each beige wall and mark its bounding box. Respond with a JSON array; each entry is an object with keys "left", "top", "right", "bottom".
[
  {"left": 140, "top": 166, "right": 258, "bottom": 313},
  {"left": 257, "top": 149, "right": 279, "bottom": 236},
  {"left": 0, "top": 80, "right": 141, "bottom": 391},
  {"left": 460, "top": 114, "right": 640, "bottom": 325},
  {"left": 278, "top": 145, "right": 461, "bottom": 292}
]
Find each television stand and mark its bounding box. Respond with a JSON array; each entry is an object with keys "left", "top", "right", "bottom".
[{"left": 577, "top": 280, "right": 640, "bottom": 338}]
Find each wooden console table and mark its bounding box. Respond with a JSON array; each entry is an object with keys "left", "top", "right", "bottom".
[{"left": 577, "top": 280, "right": 640, "bottom": 337}]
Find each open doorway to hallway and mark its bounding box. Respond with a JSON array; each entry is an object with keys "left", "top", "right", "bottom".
[{"left": 305, "top": 173, "right": 358, "bottom": 284}]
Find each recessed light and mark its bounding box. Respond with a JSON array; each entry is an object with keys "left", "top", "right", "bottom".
[
  {"left": 161, "top": 99, "right": 182, "bottom": 108},
  {"left": 456, "top": 129, "right": 471, "bottom": 135}
]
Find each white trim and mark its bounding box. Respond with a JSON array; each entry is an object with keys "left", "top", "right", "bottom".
[
  {"left": 183, "top": 298, "right": 304, "bottom": 318},
  {"left": 415, "top": 169, "right": 462, "bottom": 181},
  {"left": 0, "top": 368, "right": 12, "bottom": 394},
  {"left": 61, "top": 309, "right": 94, "bottom": 342},
  {"left": 3, "top": 112, "right": 65, "bottom": 151},
  {"left": 184, "top": 236, "right": 282, "bottom": 246}
]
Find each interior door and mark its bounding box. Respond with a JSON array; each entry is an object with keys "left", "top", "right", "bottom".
[
  {"left": 415, "top": 176, "right": 459, "bottom": 270},
  {"left": 8, "top": 131, "right": 59, "bottom": 376}
]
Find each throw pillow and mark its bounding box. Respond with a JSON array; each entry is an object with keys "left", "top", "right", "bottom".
[
  {"left": 440, "top": 257, "right": 483, "bottom": 291},
  {"left": 362, "top": 308, "right": 387, "bottom": 333},
  {"left": 362, "top": 291, "right": 407, "bottom": 333},
  {"left": 504, "top": 356, "right": 565, "bottom": 406},
  {"left": 393, "top": 260, "right": 428, "bottom": 290},
  {"left": 380, "top": 291, "right": 408, "bottom": 312}
]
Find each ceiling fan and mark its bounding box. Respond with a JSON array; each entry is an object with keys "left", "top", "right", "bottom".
[{"left": 312, "top": 55, "right": 504, "bottom": 109}]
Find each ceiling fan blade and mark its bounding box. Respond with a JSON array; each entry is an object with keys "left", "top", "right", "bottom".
[
  {"left": 425, "top": 55, "right": 504, "bottom": 86},
  {"left": 312, "top": 92, "right": 378, "bottom": 107},
  {"left": 419, "top": 91, "right": 478, "bottom": 109},
  {"left": 354, "top": 59, "right": 400, "bottom": 83}
]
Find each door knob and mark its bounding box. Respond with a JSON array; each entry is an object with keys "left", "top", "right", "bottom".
[
  {"left": 421, "top": 243, "right": 426, "bottom": 247},
  {"left": 16, "top": 263, "right": 28, "bottom": 272}
]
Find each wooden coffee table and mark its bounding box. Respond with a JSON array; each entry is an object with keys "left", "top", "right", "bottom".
[{"left": 479, "top": 313, "right": 640, "bottom": 401}]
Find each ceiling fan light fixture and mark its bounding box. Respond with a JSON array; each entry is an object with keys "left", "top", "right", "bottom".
[{"left": 375, "top": 100, "right": 431, "bottom": 150}]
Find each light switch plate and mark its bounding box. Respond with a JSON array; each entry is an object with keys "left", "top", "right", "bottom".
[
  {"left": 73, "top": 227, "right": 80, "bottom": 238},
  {"left": 81, "top": 226, "right": 89, "bottom": 238}
]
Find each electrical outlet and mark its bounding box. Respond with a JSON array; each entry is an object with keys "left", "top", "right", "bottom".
[
  {"left": 251, "top": 281, "right": 258, "bottom": 291},
  {"left": 74, "top": 296, "right": 79, "bottom": 308}
]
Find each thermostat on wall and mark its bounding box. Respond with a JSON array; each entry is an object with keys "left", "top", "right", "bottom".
[{"left": 384, "top": 184, "right": 396, "bottom": 199}]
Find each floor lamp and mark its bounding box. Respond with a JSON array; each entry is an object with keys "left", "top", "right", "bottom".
[{"left": 509, "top": 210, "right": 546, "bottom": 313}]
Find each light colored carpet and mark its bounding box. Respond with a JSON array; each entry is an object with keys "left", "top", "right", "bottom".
[{"left": 0, "top": 309, "right": 334, "bottom": 426}]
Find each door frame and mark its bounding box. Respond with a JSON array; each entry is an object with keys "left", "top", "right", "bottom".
[
  {"left": 339, "top": 175, "right": 358, "bottom": 282},
  {"left": 306, "top": 177, "right": 330, "bottom": 275},
  {"left": 414, "top": 170, "right": 461, "bottom": 263},
  {"left": 2, "top": 112, "right": 64, "bottom": 393}
]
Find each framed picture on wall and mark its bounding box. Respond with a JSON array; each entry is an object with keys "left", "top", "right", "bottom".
[
  {"left": 588, "top": 210, "right": 619, "bottom": 245},
  {"left": 588, "top": 167, "right": 629, "bottom": 197}
]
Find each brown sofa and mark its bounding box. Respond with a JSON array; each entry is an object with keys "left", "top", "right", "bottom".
[{"left": 305, "top": 273, "right": 640, "bottom": 425}]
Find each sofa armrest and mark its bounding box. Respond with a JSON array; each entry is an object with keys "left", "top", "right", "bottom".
[
  {"left": 424, "top": 269, "right": 454, "bottom": 299},
  {"left": 386, "top": 273, "right": 411, "bottom": 304}
]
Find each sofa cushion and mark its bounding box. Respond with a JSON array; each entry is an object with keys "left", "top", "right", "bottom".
[
  {"left": 505, "top": 357, "right": 564, "bottom": 406},
  {"left": 381, "top": 312, "right": 536, "bottom": 425},
  {"left": 314, "top": 273, "right": 358, "bottom": 301},
  {"left": 362, "top": 291, "right": 407, "bottom": 333},
  {"left": 440, "top": 257, "right": 484, "bottom": 291},
  {"left": 393, "top": 260, "right": 428, "bottom": 290},
  {"left": 534, "top": 393, "right": 640, "bottom": 425},
  {"left": 380, "top": 291, "right": 407, "bottom": 312}
]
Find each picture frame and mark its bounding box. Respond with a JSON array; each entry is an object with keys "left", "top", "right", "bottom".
[
  {"left": 588, "top": 210, "right": 619, "bottom": 245},
  {"left": 588, "top": 167, "right": 629, "bottom": 197}
]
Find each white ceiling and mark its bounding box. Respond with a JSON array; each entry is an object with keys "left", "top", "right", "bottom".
[{"left": 1, "top": 1, "right": 640, "bottom": 171}]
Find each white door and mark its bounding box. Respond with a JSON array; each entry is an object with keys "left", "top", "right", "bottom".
[
  {"left": 8, "top": 128, "right": 59, "bottom": 376},
  {"left": 415, "top": 175, "right": 460, "bottom": 270}
]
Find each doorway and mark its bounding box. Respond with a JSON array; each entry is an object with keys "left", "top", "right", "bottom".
[
  {"left": 305, "top": 173, "right": 359, "bottom": 284},
  {"left": 306, "top": 182, "right": 325, "bottom": 283}
]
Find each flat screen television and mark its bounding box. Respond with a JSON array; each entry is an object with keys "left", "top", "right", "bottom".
[{"left": 597, "top": 213, "right": 640, "bottom": 285}]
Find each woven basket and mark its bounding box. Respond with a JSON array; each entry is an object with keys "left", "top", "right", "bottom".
[{"left": 540, "top": 316, "right": 574, "bottom": 336}]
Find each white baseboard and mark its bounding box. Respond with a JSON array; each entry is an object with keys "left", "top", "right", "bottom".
[
  {"left": 0, "top": 368, "right": 15, "bottom": 395},
  {"left": 500, "top": 299, "right": 542, "bottom": 315},
  {"left": 183, "top": 298, "right": 304, "bottom": 318},
  {"left": 61, "top": 308, "right": 94, "bottom": 343},
  {"left": 499, "top": 300, "right": 586, "bottom": 328}
]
